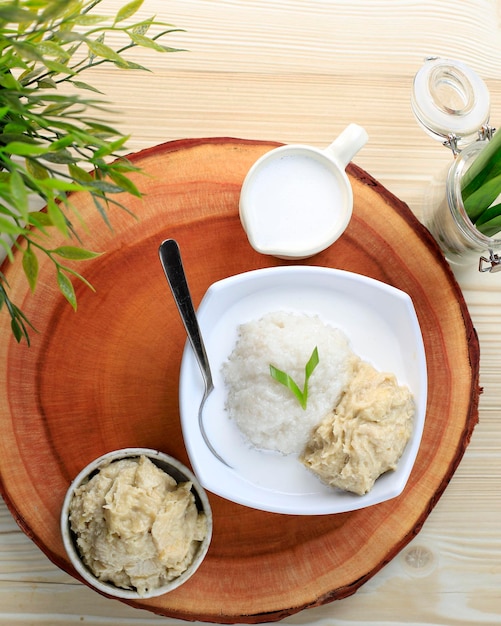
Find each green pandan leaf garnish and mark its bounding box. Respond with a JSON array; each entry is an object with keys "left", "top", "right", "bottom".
[{"left": 269, "top": 346, "right": 319, "bottom": 410}]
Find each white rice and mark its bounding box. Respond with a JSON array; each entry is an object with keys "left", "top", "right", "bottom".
[{"left": 221, "top": 311, "right": 358, "bottom": 455}]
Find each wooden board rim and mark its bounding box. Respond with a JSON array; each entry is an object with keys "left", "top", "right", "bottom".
[{"left": 0, "top": 137, "right": 480, "bottom": 623}]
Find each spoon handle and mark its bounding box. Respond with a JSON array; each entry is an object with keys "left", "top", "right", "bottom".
[{"left": 158, "top": 239, "right": 213, "bottom": 391}]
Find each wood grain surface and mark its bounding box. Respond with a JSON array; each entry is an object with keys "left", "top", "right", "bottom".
[
  {"left": 0, "top": 138, "right": 479, "bottom": 622},
  {"left": 1, "top": 1, "right": 501, "bottom": 624}
]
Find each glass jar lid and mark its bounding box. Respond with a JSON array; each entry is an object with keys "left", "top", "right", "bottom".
[{"left": 412, "top": 57, "right": 490, "bottom": 148}]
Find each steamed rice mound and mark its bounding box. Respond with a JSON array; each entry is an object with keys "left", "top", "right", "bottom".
[{"left": 222, "top": 311, "right": 358, "bottom": 455}]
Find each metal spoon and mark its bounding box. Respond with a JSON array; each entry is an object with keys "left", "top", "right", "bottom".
[{"left": 158, "top": 238, "right": 229, "bottom": 466}]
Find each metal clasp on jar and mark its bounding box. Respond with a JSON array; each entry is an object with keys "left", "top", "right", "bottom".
[
  {"left": 479, "top": 249, "right": 501, "bottom": 272},
  {"left": 444, "top": 124, "right": 495, "bottom": 156}
]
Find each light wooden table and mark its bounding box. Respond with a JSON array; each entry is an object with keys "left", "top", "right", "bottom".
[{"left": 1, "top": 1, "right": 501, "bottom": 624}]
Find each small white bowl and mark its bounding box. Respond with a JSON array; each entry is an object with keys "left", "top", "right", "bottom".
[
  {"left": 179, "top": 266, "right": 427, "bottom": 515},
  {"left": 61, "top": 448, "right": 212, "bottom": 599}
]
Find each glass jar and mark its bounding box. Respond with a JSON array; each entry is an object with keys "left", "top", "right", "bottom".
[
  {"left": 426, "top": 140, "right": 501, "bottom": 271},
  {"left": 413, "top": 57, "right": 501, "bottom": 272}
]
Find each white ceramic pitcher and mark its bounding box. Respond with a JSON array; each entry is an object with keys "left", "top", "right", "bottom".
[{"left": 239, "top": 123, "right": 368, "bottom": 259}]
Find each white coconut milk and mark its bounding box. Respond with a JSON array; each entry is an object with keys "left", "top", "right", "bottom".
[{"left": 243, "top": 153, "right": 348, "bottom": 253}]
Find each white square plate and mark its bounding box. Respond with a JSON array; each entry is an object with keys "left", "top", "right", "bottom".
[{"left": 179, "top": 266, "right": 427, "bottom": 515}]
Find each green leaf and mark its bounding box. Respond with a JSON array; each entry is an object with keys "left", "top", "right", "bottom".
[
  {"left": 11, "top": 40, "right": 44, "bottom": 62},
  {"left": 43, "top": 59, "right": 77, "bottom": 75},
  {"left": 132, "top": 17, "right": 153, "bottom": 35},
  {"left": 41, "top": 149, "right": 75, "bottom": 164},
  {"left": 42, "top": 100, "right": 74, "bottom": 116},
  {"left": 26, "top": 158, "right": 50, "bottom": 180},
  {"left": 0, "top": 0, "right": 187, "bottom": 346},
  {"left": 22, "top": 245, "right": 39, "bottom": 292},
  {"left": 51, "top": 245, "right": 101, "bottom": 260},
  {"left": 269, "top": 346, "right": 319, "bottom": 410},
  {"left": 86, "top": 179, "right": 126, "bottom": 194},
  {"left": 0, "top": 6, "right": 37, "bottom": 23},
  {"left": 477, "top": 215, "right": 501, "bottom": 238},
  {"left": 28, "top": 210, "right": 52, "bottom": 232},
  {"left": 474, "top": 202, "right": 501, "bottom": 237},
  {"left": 83, "top": 120, "right": 123, "bottom": 136},
  {"left": 18, "top": 66, "right": 44, "bottom": 85},
  {"left": 3, "top": 119, "right": 29, "bottom": 133},
  {"left": 93, "top": 141, "right": 123, "bottom": 158},
  {"left": 69, "top": 79, "right": 103, "bottom": 94},
  {"left": 112, "top": 58, "right": 150, "bottom": 71},
  {"left": 37, "top": 77, "right": 58, "bottom": 89},
  {"left": 460, "top": 130, "right": 501, "bottom": 226},
  {"left": 305, "top": 346, "right": 320, "bottom": 379},
  {"left": 0, "top": 132, "right": 34, "bottom": 145},
  {"left": 2, "top": 141, "right": 48, "bottom": 156},
  {"left": 68, "top": 163, "right": 93, "bottom": 183},
  {"left": 475, "top": 202, "right": 501, "bottom": 227},
  {"left": 0, "top": 237, "right": 15, "bottom": 262},
  {"left": 0, "top": 72, "right": 21, "bottom": 90},
  {"left": 65, "top": 270, "right": 95, "bottom": 292},
  {"left": 46, "top": 197, "right": 68, "bottom": 236},
  {"left": 57, "top": 268, "right": 77, "bottom": 309},
  {"left": 36, "top": 40, "right": 71, "bottom": 60},
  {"left": 40, "top": 178, "right": 86, "bottom": 192},
  {"left": 270, "top": 366, "right": 304, "bottom": 406},
  {"left": 462, "top": 130, "right": 501, "bottom": 198},
  {"left": 108, "top": 168, "right": 141, "bottom": 196},
  {"left": 86, "top": 38, "right": 125, "bottom": 64},
  {"left": 463, "top": 173, "right": 501, "bottom": 222},
  {"left": 49, "top": 135, "right": 77, "bottom": 151},
  {"left": 9, "top": 169, "right": 29, "bottom": 220},
  {"left": 73, "top": 14, "right": 109, "bottom": 26},
  {"left": 91, "top": 193, "right": 111, "bottom": 227},
  {"left": 115, "top": 0, "right": 143, "bottom": 24},
  {"left": 0, "top": 215, "right": 26, "bottom": 236},
  {"left": 11, "top": 316, "right": 23, "bottom": 343},
  {"left": 1, "top": 281, "right": 36, "bottom": 345},
  {"left": 28, "top": 209, "right": 52, "bottom": 224},
  {"left": 39, "top": 0, "right": 72, "bottom": 22},
  {"left": 128, "top": 31, "right": 168, "bottom": 53},
  {"left": 112, "top": 160, "right": 142, "bottom": 174}
]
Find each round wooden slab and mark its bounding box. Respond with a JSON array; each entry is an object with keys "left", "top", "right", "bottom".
[{"left": 0, "top": 138, "right": 480, "bottom": 623}]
